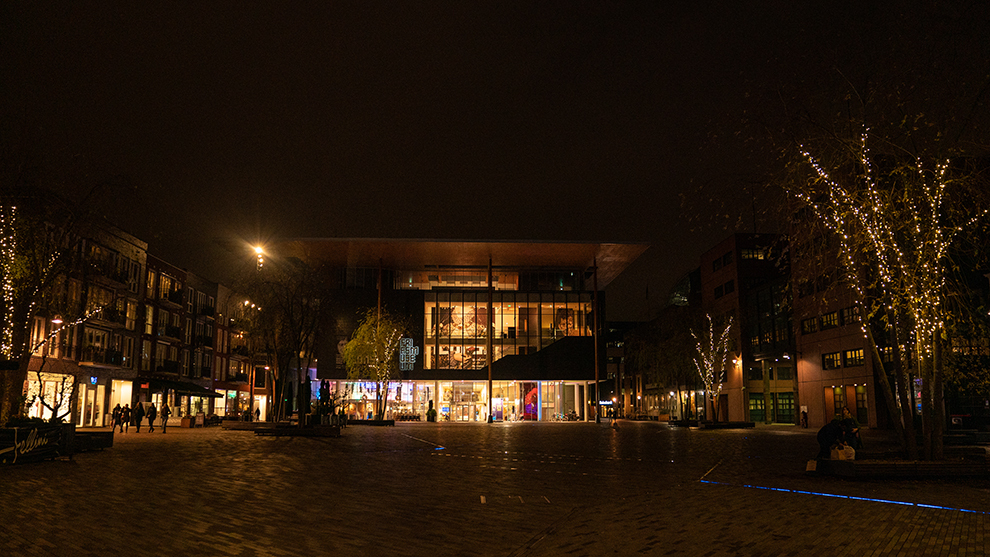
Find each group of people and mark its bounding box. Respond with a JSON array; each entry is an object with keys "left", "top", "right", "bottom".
[
  {"left": 816, "top": 407, "right": 863, "bottom": 460},
  {"left": 110, "top": 402, "right": 172, "bottom": 434}
]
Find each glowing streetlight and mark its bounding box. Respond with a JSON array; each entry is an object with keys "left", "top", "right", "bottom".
[{"left": 254, "top": 246, "right": 265, "bottom": 270}]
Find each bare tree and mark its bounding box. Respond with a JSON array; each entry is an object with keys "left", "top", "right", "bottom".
[{"left": 691, "top": 313, "right": 733, "bottom": 423}]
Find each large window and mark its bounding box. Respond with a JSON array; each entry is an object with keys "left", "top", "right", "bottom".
[{"left": 424, "top": 292, "right": 592, "bottom": 369}]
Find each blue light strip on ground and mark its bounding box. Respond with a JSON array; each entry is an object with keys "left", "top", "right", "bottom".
[{"left": 699, "top": 480, "right": 988, "bottom": 515}]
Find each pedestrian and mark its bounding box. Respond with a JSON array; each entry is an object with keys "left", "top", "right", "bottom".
[
  {"left": 134, "top": 402, "right": 146, "bottom": 432},
  {"left": 255, "top": 407, "right": 260, "bottom": 422},
  {"left": 840, "top": 408, "right": 862, "bottom": 450},
  {"left": 147, "top": 403, "right": 157, "bottom": 432},
  {"left": 160, "top": 404, "right": 171, "bottom": 433},
  {"left": 121, "top": 404, "right": 131, "bottom": 433},
  {"left": 111, "top": 404, "right": 122, "bottom": 433},
  {"left": 816, "top": 419, "right": 851, "bottom": 460}
]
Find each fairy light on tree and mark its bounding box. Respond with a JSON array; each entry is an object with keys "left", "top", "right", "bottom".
[
  {"left": 0, "top": 205, "right": 16, "bottom": 358},
  {"left": 342, "top": 308, "right": 407, "bottom": 421},
  {"left": 690, "top": 313, "right": 733, "bottom": 423},
  {"left": 794, "top": 130, "right": 989, "bottom": 460}
]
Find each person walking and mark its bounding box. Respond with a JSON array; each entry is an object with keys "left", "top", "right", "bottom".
[
  {"left": 121, "top": 404, "right": 131, "bottom": 433},
  {"left": 160, "top": 403, "right": 171, "bottom": 433},
  {"left": 146, "top": 403, "right": 157, "bottom": 433},
  {"left": 134, "top": 402, "right": 146, "bottom": 433},
  {"left": 111, "top": 404, "right": 122, "bottom": 433}
]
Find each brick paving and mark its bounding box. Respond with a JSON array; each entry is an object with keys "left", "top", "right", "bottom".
[{"left": 1, "top": 421, "right": 988, "bottom": 556}]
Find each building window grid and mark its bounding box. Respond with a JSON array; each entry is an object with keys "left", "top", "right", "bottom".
[
  {"left": 820, "top": 312, "right": 839, "bottom": 330},
  {"left": 822, "top": 352, "right": 842, "bottom": 370},
  {"left": 843, "top": 348, "right": 865, "bottom": 367},
  {"left": 424, "top": 292, "right": 592, "bottom": 370}
]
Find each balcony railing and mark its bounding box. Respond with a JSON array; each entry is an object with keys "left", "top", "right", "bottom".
[
  {"left": 81, "top": 346, "right": 124, "bottom": 366},
  {"left": 230, "top": 345, "right": 251, "bottom": 357},
  {"left": 95, "top": 308, "right": 127, "bottom": 327},
  {"left": 196, "top": 335, "right": 214, "bottom": 347},
  {"left": 165, "top": 290, "right": 183, "bottom": 305},
  {"left": 231, "top": 372, "right": 249, "bottom": 383},
  {"left": 162, "top": 324, "right": 183, "bottom": 339},
  {"left": 198, "top": 305, "right": 215, "bottom": 318}
]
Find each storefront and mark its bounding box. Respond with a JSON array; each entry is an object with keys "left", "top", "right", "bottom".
[{"left": 333, "top": 379, "right": 587, "bottom": 422}]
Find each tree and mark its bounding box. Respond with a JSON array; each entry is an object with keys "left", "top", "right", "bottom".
[
  {"left": 241, "top": 255, "right": 335, "bottom": 425},
  {"left": 792, "top": 133, "right": 989, "bottom": 460},
  {"left": 691, "top": 313, "right": 733, "bottom": 423},
  {"left": 342, "top": 308, "right": 408, "bottom": 421},
  {"left": 0, "top": 184, "right": 105, "bottom": 424}
]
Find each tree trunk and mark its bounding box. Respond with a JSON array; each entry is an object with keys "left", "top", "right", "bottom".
[
  {"left": 918, "top": 337, "right": 934, "bottom": 461},
  {"left": 892, "top": 339, "right": 918, "bottom": 460},
  {"left": 865, "top": 327, "right": 910, "bottom": 457},
  {"left": 931, "top": 329, "right": 945, "bottom": 460}
]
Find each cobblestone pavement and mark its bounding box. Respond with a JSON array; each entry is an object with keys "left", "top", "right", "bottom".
[{"left": 1, "top": 421, "right": 988, "bottom": 556}]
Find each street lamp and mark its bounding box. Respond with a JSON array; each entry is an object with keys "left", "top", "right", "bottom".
[{"left": 253, "top": 246, "right": 265, "bottom": 270}]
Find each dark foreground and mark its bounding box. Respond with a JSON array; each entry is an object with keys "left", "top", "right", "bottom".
[{"left": 1, "top": 421, "right": 987, "bottom": 556}]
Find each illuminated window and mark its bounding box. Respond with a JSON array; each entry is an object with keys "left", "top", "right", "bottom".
[
  {"left": 820, "top": 312, "right": 839, "bottom": 329},
  {"left": 741, "top": 248, "right": 765, "bottom": 260},
  {"left": 844, "top": 349, "right": 865, "bottom": 367},
  {"left": 822, "top": 352, "right": 841, "bottom": 370}
]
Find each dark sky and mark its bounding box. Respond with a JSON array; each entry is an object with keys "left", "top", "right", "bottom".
[{"left": 4, "top": 2, "right": 984, "bottom": 319}]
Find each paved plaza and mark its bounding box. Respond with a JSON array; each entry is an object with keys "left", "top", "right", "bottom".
[{"left": 1, "top": 421, "right": 988, "bottom": 556}]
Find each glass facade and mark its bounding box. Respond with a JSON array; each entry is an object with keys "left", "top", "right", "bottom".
[
  {"left": 334, "top": 379, "right": 586, "bottom": 422},
  {"left": 423, "top": 291, "right": 592, "bottom": 370}
]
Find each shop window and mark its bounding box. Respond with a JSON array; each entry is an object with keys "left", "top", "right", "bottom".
[
  {"left": 775, "top": 392, "right": 795, "bottom": 423},
  {"left": 749, "top": 394, "right": 765, "bottom": 422}
]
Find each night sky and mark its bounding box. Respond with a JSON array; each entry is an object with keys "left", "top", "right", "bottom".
[{"left": 3, "top": 2, "right": 987, "bottom": 319}]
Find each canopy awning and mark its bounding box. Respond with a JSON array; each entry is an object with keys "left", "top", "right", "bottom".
[{"left": 143, "top": 378, "right": 222, "bottom": 398}]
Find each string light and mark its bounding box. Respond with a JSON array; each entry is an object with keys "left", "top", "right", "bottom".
[
  {"left": 691, "top": 313, "right": 733, "bottom": 410},
  {"left": 0, "top": 205, "right": 17, "bottom": 358},
  {"left": 796, "top": 131, "right": 987, "bottom": 410}
]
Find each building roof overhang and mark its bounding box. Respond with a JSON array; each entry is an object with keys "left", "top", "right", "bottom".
[{"left": 276, "top": 238, "right": 649, "bottom": 288}]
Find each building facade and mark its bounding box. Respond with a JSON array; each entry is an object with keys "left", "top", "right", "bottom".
[{"left": 277, "top": 239, "right": 648, "bottom": 422}]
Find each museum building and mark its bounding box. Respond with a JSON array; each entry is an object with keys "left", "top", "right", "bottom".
[{"left": 279, "top": 239, "right": 648, "bottom": 422}]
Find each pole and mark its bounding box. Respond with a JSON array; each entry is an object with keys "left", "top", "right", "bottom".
[
  {"left": 593, "top": 257, "right": 600, "bottom": 424},
  {"left": 487, "top": 256, "right": 494, "bottom": 423}
]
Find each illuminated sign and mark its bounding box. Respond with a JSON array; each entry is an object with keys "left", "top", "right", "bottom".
[
  {"left": 90, "top": 377, "right": 97, "bottom": 385},
  {"left": 398, "top": 338, "right": 419, "bottom": 371}
]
